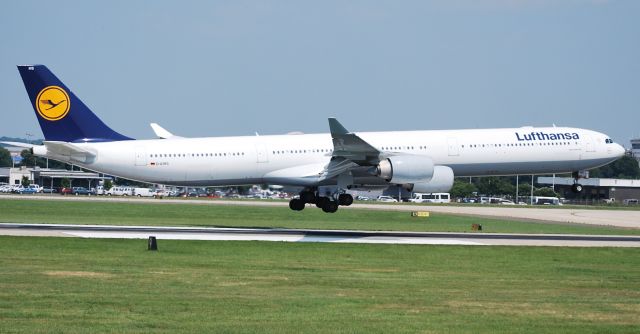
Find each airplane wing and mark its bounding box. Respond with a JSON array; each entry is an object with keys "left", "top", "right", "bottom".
[
  {"left": 328, "top": 117, "right": 381, "bottom": 164},
  {"left": 150, "top": 123, "right": 184, "bottom": 139},
  {"left": 266, "top": 118, "right": 382, "bottom": 186}
]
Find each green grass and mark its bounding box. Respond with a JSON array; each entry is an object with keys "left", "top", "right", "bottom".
[
  {"left": 0, "top": 236, "right": 639, "bottom": 333},
  {"left": 1, "top": 198, "right": 639, "bottom": 235}
]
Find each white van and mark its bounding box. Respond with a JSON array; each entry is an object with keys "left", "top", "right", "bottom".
[
  {"left": 106, "top": 186, "right": 134, "bottom": 196},
  {"left": 410, "top": 193, "right": 450, "bottom": 203},
  {"left": 133, "top": 188, "right": 156, "bottom": 197}
]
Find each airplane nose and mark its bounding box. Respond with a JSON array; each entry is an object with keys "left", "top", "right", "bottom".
[{"left": 614, "top": 143, "right": 626, "bottom": 157}]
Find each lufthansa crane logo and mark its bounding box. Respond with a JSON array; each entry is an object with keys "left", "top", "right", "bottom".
[{"left": 36, "top": 86, "right": 70, "bottom": 121}]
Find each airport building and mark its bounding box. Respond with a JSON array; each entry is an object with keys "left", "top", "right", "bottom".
[
  {"left": 632, "top": 138, "right": 640, "bottom": 166},
  {"left": 0, "top": 166, "right": 111, "bottom": 189},
  {"left": 537, "top": 176, "right": 640, "bottom": 203}
]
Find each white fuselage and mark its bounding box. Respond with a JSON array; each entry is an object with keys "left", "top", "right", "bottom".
[{"left": 59, "top": 126, "right": 624, "bottom": 187}]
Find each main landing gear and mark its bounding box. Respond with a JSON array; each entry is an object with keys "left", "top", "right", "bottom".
[{"left": 289, "top": 189, "right": 353, "bottom": 213}]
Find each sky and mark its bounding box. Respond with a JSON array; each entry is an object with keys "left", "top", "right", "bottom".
[{"left": 1, "top": 0, "right": 638, "bottom": 146}]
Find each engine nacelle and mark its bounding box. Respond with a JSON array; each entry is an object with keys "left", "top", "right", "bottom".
[
  {"left": 404, "top": 166, "right": 455, "bottom": 193},
  {"left": 375, "top": 155, "right": 434, "bottom": 184}
]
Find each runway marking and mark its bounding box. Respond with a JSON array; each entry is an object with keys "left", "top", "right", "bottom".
[{"left": 1, "top": 223, "right": 639, "bottom": 247}]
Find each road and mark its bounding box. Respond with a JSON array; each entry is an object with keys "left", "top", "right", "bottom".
[
  {"left": 1, "top": 223, "right": 639, "bottom": 247},
  {"left": 2, "top": 194, "right": 640, "bottom": 228}
]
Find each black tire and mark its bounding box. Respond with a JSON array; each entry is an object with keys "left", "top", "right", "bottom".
[
  {"left": 338, "top": 194, "right": 353, "bottom": 206},
  {"left": 289, "top": 198, "right": 305, "bottom": 211},
  {"left": 571, "top": 183, "right": 583, "bottom": 193},
  {"left": 316, "top": 196, "right": 328, "bottom": 208},
  {"left": 322, "top": 200, "right": 339, "bottom": 213},
  {"left": 300, "top": 191, "right": 316, "bottom": 204}
]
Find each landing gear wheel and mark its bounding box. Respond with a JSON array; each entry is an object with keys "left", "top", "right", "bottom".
[
  {"left": 338, "top": 194, "right": 353, "bottom": 206},
  {"left": 321, "top": 200, "right": 339, "bottom": 213},
  {"left": 571, "top": 183, "right": 583, "bottom": 193},
  {"left": 289, "top": 198, "right": 305, "bottom": 211},
  {"left": 316, "top": 196, "right": 328, "bottom": 209},
  {"left": 300, "top": 191, "right": 316, "bottom": 204}
]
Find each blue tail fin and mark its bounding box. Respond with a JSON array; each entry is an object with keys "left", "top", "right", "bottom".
[{"left": 17, "top": 65, "right": 133, "bottom": 142}]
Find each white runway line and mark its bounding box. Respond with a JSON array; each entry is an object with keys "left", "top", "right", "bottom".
[
  {"left": 2, "top": 223, "right": 639, "bottom": 247},
  {"left": 64, "top": 231, "right": 484, "bottom": 245}
]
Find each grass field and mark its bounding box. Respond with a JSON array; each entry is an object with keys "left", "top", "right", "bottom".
[
  {"left": 0, "top": 236, "right": 639, "bottom": 333},
  {"left": 1, "top": 198, "right": 639, "bottom": 235}
]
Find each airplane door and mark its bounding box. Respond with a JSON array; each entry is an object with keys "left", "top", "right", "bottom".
[
  {"left": 447, "top": 138, "right": 459, "bottom": 156},
  {"left": 255, "top": 143, "right": 269, "bottom": 163},
  {"left": 135, "top": 147, "right": 146, "bottom": 166}
]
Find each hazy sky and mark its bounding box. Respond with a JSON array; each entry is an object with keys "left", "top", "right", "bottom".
[{"left": 1, "top": 1, "right": 638, "bottom": 145}]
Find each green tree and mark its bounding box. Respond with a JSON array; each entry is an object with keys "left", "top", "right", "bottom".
[
  {"left": 61, "top": 178, "right": 70, "bottom": 188},
  {"left": 518, "top": 183, "right": 533, "bottom": 198},
  {"left": 450, "top": 179, "right": 477, "bottom": 198},
  {"left": 534, "top": 187, "right": 559, "bottom": 197},
  {"left": 0, "top": 147, "right": 11, "bottom": 167},
  {"left": 476, "top": 177, "right": 514, "bottom": 196},
  {"left": 590, "top": 156, "right": 640, "bottom": 179},
  {"left": 20, "top": 149, "right": 48, "bottom": 168},
  {"left": 21, "top": 176, "right": 30, "bottom": 187}
]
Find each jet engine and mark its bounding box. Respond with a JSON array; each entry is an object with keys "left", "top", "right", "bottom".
[
  {"left": 404, "top": 166, "right": 455, "bottom": 193},
  {"left": 374, "top": 155, "right": 434, "bottom": 184}
]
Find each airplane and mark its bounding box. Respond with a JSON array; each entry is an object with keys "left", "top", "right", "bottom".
[{"left": 5, "top": 65, "right": 626, "bottom": 213}]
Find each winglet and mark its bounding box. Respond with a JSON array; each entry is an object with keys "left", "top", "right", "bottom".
[{"left": 328, "top": 117, "right": 349, "bottom": 136}]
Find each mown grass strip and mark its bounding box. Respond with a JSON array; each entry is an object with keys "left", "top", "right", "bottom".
[
  {"left": 1, "top": 198, "right": 638, "bottom": 235},
  {"left": 0, "top": 236, "right": 639, "bottom": 333}
]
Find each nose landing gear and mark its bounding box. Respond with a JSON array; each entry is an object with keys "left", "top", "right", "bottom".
[{"left": 571, "top": 171, "right": 585, "bottom": 193}]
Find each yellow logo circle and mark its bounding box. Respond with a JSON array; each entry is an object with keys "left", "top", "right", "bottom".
[{"left": 36, "top": 86, "right": 70, "bottom": 121}]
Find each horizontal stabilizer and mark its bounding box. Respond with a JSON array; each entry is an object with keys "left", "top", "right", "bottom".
[{"left": 0, "top": 141, "right": 35, "bottom": 148}]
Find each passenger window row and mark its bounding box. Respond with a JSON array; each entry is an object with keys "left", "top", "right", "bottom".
[{"left": 150, "top": 152, "right": 245, "bottom": 158}]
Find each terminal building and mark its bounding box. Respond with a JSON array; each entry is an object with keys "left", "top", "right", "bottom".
[
  {"left": 0, "top": 166, "right": 111, "bottom": 189},
  {"left": 537, "top": 176, "right": 640, "bottom": 203}
]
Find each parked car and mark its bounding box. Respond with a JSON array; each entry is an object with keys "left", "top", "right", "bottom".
[
  {"left": 27, "top": 184, "right": 42, "bottom": 193},
  {"left": 41, "top": 187, "right": 58, "bottom": 194},
  {"left": 376, "top": 195, "right": 398, "bottom": 203},
  {"left": 61, "top": 187, "right": 96, "bottom": 196},
  {"left": 19, "top": 187, "right": 39, "bottom": 194},
  {"left": 187, "top": 188, "right": 209, "bottom": 197}
]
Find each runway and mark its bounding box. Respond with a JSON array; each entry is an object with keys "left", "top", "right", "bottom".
[
  {"left": 1, "top": 223, "right": 639, "bottom": 247},
  {"left": 2, "top": 194, "right": 640, "bottom": 228}
]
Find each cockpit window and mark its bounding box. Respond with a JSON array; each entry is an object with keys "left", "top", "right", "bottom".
[{"left": 605, "top": 138, "right": 613, "bottom": 144}]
